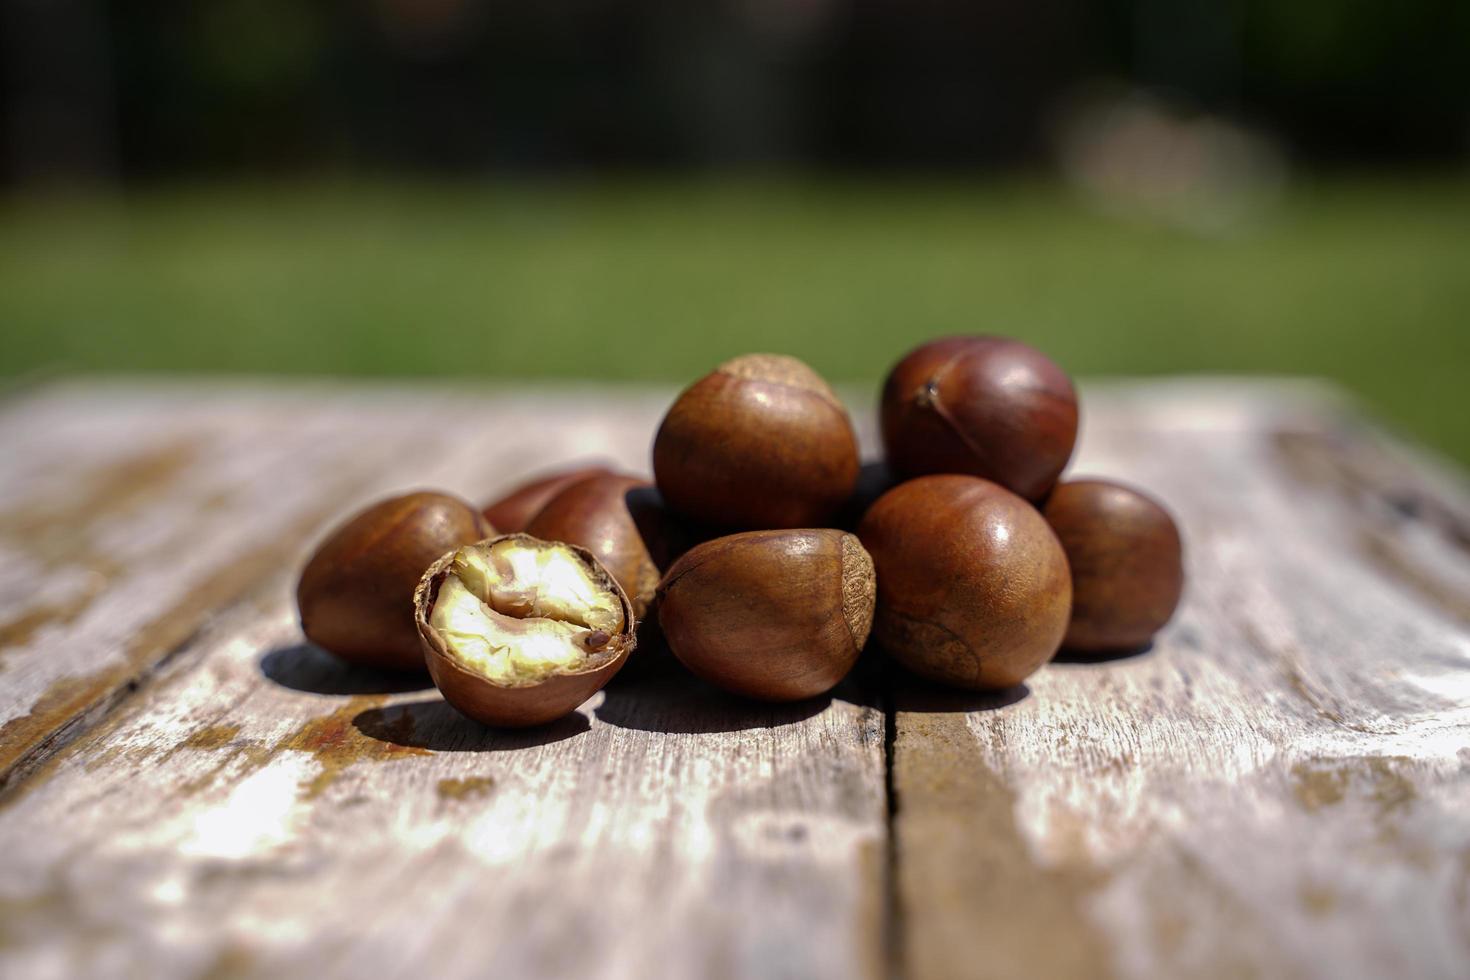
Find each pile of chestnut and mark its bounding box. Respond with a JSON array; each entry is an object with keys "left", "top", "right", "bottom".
[{"left": 297, "top": 336, "right": 1184, "bottom": 727}]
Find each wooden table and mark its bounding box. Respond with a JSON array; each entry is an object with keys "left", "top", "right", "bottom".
[{"left": 1, "top": 379, "right": 1467, "bottom": 980}]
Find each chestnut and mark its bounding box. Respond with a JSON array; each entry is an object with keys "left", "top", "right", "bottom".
[
  {"left": 524, "top": 473, "right": 662, "bottom": 619},
  {"left": 1042, "top": 479, "right": 1184, "bottom": 653},
  {"left": 414, "top": 534, "right": 636, "bottom": 727},
  {"left": 653, "top": 353, "right": 860, "bottom": 530},
  {"left": 297, "top": 491, "right": 490, "bottom": 670},
  {"left": 881, "top": 336, "right": 1078, "bottom": 501},
  {"left": 858, "top": 474, "right": 1070, "bottom": 691},
  {"left": 481, "top": 464, "right": 614, "bottom": 532},
  {"left": 655, "top": 529, "right": 875, "bottom": 702}
]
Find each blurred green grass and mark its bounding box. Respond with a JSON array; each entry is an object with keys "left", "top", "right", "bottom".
[{"left": 1, "top": 178, "right": 1467, "bottom": 463}]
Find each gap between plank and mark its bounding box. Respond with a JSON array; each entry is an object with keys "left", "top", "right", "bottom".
[
  {"left": 0, "top": 610, "right": 220, "bottom": 800},
  {"left": 882, "top": 661, "right": 905, "bottom": 980}
]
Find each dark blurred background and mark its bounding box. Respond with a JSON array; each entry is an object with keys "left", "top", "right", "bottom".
[{"left": 2, "top": 1, "right": 1468, "bottom": 459}]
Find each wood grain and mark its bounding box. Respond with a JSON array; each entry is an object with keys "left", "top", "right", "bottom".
[
  {"left": 893, "top": 381, "right": 1470, "bottom": 980},
  {"left": 0, "top": 379, "right": 1466, "bottom": 980}
]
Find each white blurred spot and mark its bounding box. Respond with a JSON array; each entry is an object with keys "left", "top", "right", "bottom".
[{"left": 1053, "top": 83, "right": 1288, "bottom": 236}]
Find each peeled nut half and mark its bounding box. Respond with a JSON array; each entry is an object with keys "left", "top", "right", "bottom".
[{"left": 414, "top": 534, "right": 636, "bottom": 728}]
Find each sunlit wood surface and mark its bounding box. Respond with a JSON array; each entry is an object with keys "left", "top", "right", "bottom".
[{"left": 0, "top": 379, "right": 1466, "bottom": 980}]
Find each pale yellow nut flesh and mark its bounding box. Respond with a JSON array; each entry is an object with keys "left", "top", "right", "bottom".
[{"left": 430, "top": 539, "right": 624, "bottom": 685}]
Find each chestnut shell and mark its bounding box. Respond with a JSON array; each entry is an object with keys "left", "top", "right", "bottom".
[
  {"left": 653, "top": 354, "right": 861, "bottom": 530},
  {"left": 524, "top": 473, "right": 662, "bottom": 620},
  {"left": 414, "top": 533, "right": 636, "bottom": 728},
  {"left": 1042, "top": 479, "right": 1184, "bottom": 652},
  {"left": 481, "top": 465, "right": 614, "bottom": 532},
  {"left": 881, "top": 336, "right": 1078, "bottom": 501},
  {"left": 858, "top": 474, "right": 1071, "bottom": 691},
  {"left": 656, "top": 529, "right": 875, "bottom": 702},
  {"left": 297, "top": 491, "right": 490, "bottom": 670}
]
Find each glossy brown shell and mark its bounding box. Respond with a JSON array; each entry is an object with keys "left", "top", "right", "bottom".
[
  {"left": 481, "top": 465, "right": 614, "bottom": 532},
  {"left": 524, "top": 474, "right": 662, "bottom": 619},
  {"left": 1042, "top": 479, "right": 1184, "bottom": 652},
  {"left": 880, "top": 336, "right": 1078, "bottom": 501},
  {"left": 413, "top": 533, "right": 636, "bottom": 728},
  {"left": 858, "top": 474, "right": 1071, "bottom": 691},
  {"left": 653, "top": 354, "right": 861, "bottom": 530},
  {"left": 297, "top": 491, "right": 490, "bottom": 670},
  {"left": 656, "top": 529, "right": 875, "bottom": 702}
]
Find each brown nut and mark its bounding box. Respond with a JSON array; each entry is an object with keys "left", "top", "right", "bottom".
[
  {"left": 414, "top": 534, "right": 636, "bottom": 728},
  {"left": 881, "top": 336, "right": 1079, "bottom": 501},
  {"left": 481, "top": 464, "right": 614, "bottom": 532},
  {"left": 653, "top": 353, "right": 860, "bottom": 530},
  {"left": 656, "top": 529, "right": 875, "bottom": 702},
  {"left": 524, "top": 473, "right": 662, "bottom": 619},
  {"left": 1042, "top": 479, "right": 1184, "bottom": 653},
  {"left": 858, "top": 474, "right": 1071, "bottom": 691},
  {"left": 297, "top": 491, "right": 490, "bottom": 670}
]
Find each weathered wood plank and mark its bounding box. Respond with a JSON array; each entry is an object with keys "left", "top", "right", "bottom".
[
  {"left": 0, "top": 381, "right": 672, "bottom": 787},
  {"left": 0, "top": 380, "right": 888, "bottom": 980},
  {"left": 0, "top": 580, "right": 887, "bottom": 980},
  {"left": 892, "top": 382, "right": 1470, "bottom": 980},
  {"left": 4, "top": 379, "right": 1468, "bottom": 980}
]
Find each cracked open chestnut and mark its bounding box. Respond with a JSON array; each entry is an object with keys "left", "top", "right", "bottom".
[
  {"left": 858, "top": 474, "right": 1071, "bottom": 691},
  {"left": 653, "top": 353, "right": 860, "bottom": 530},
  {"left": 297, "top": 491, "right": 490, "bottom": 670},
  {"left": 415, "top": 534, "right": 635, "bottom": 727},
  {"left": 481, "top": 464, "right": 614, "bottom": 532},
  {"left": 881, "top": 336, "right": 1078, "bottom": 501},
  {"left": 1042, "top": 479, "right": 1184, "bottom": 653},
  {"left": 656, "top": 529, "right": 875, "bottom": 701}
]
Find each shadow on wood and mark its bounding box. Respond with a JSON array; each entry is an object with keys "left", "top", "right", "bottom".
[
  {"left": 605, "top": 630, "right": 685, "bottom": 684},
  {"left": 353, "top": 698, "right": 591, "bottom": 751},
  {"left": 889, "top": 666, "right": 1031, "bottom": 713},
  {"left": 1051, "top": 641, "right": 1156, "bottom": 665},
  {"left": 596, "top": 674, "right": 832, "bottom": 734},
  {"left": 260, "top": 644, "right": 435, "bottom": 695}
]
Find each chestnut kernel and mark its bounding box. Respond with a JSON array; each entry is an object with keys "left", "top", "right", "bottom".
[
  {"left": 881, "top": 336, "right": 1079, "bottom": 501},
  {"left": 1042, "top": 479, "right": 1184, "bottom": 653},
  {"left": 524, "top": 473, "right": 662, "bottom": 619},
  {"left": 297, "top": 491, "right": 490, "bottom": 670},
  {"left": 656, "top": 529, "right": 875, "bottom": 702},
  {"left": 481, "top": 464, "right": 614, "bottom": 532},
  {"left": 414, "top": 534, "right": 636, "bottom": 728},
  {"left": 858, "top": 474, "right": 1071, "bottom": 691},
  {"left": 653, "top": 353, "right": 861, "bottom": 530}
]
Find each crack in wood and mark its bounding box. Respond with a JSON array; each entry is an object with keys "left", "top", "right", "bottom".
[
  {"left": 881, "top": 664, "right": 902, "bottom": 980},
  {"left": 890, "top": 705, "right": 1114, "bottom": 980}
]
